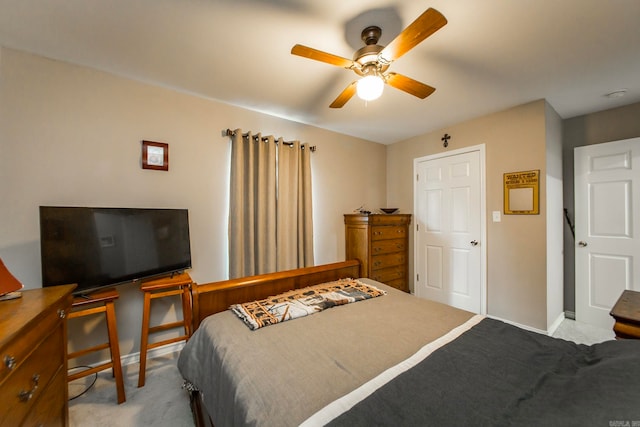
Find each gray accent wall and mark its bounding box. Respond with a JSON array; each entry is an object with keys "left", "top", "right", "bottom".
[{"left": 562, "top": 102, "right": 640, "bottom": 313}]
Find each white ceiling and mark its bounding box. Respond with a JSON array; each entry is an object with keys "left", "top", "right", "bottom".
[{"left": 1, "top": 0, "right": 638, "bottom": 144}]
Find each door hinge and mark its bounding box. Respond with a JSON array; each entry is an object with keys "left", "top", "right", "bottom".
[
  {"left": 416, "top": 173, "right": 419, "bottom": 181},
  {"left": 416, "top": 224, "right": 419, "bottom": 231},
  {"left": 416, "top": 273, "right": 419, "bottom": 281}
]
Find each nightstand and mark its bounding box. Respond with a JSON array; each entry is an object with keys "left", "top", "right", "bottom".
[{"left": 610, "top": 290, "right": 640, "bottom": 339}]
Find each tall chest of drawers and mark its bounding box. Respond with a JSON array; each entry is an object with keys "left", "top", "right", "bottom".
[
  {"left": 344, "top": 214, "right": 412, "bottom": 292},
  {"left": 0, "top": 285, "right": 75, "bottom": 427}
]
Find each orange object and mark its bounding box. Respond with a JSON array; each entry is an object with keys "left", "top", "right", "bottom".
[{"left": 0, "top": 258, "right": 23, "bottom": 295}]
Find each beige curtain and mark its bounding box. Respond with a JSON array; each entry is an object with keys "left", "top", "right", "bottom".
[{"left": 229, "top": 130, "right": 314, "bottom": 278}]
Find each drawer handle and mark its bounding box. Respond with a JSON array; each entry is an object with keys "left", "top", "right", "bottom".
[
  {"left": 58, "top": 308, "right": 66, "bottom": 319},
  {"left": 19, "top": 374, "right": 40, "bottom": 402},
  {"left": 4, "top": 355, "right": 16, "bottom": 370}
]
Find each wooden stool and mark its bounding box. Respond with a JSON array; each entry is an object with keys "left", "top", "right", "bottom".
[
  {"left": 67, "top": 288, "right": 126, "bottom": 404},
  {"left": 138, "top": 272, "right": 193, "bottom": 387}
]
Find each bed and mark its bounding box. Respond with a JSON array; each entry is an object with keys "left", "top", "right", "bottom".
[{"left": 178, "top": 260, "right": 640, "bottom": 427}]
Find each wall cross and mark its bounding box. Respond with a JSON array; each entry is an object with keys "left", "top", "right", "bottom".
[{"left": 441, "top": 133, "right": 451, "bottom": 147}]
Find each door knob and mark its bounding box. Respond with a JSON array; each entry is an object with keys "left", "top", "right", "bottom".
[
  {"left": 578, "top": 241, "right": 588, "bottom": 247},
  {"left": 470, "top": 240, "right": 479, "bottom": 246}
]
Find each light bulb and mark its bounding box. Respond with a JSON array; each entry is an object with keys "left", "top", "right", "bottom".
[{"left": 356, "top": 75, "right": 384, "bottom": 101}]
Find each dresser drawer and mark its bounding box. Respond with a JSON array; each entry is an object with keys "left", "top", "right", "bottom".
[
  {"left": 371, "top": 253, "right": 406, "bottom": 270},
  {"left": 0, "top": 324, "right": 64, "bottom": 427},
  {"left": 371, "top": 239, "right": 406, "bottom": 256},
  {"left": 20, "top": 367, "right": 66, "bottom": 427},
  {"left": 371, "top": 226, "right": 407, "bottom": 241},
  {"left": 1, "top": 298, "right": 67, "bottom": 384},
  {"left": 384, "top": 278, "right": 408, "bottom": 292},
  {"left": 371, "top": 265, "right": 405, "bottom": 283}
]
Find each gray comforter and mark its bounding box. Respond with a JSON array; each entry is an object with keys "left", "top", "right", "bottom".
[
  {"left": 325, "top": 317, "right": 640, "bottom": 426},
  {"left": 177, "top": 279, "right": 474, "bottom": 427}
]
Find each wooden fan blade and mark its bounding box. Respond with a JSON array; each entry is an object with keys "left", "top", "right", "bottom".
[
  {"left": 330, "top": 82, "right": 358, "bottom": 108},
  {"left": 386, "top": 73, "right": 435, "bottom": 99},
  {"left": 379, "top": 8, "right": 447, "bottom": 63},
  {"left": 291, "top": 44, "right": 355, "bottom": 69}
]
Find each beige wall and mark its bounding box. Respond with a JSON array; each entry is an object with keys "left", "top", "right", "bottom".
[
  {"left": 6, "top": 43, "right": 630, "bottom": 358},
  {"left": 387, "top": 100, "right": 554, "bottom": 330},
  {"left": 562, "top": 102, "right": 640, "bottom": 314},
  {"left": 0, "top": 47, "right": 386, "bottom": 362}
]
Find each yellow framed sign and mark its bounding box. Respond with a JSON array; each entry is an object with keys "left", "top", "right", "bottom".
[{"left": 504, "top": 170, "right": 539, "bottom": 215}]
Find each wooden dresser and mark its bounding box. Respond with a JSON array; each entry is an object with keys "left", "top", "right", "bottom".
[
  {"left": 345, "top": 214, "right": 412, "bottom": 292},
  {"left": 0, "top": 285, "right": 75, "bottom": 427}
]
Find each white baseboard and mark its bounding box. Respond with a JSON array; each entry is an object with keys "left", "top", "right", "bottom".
[
  {"left": 120, "top": 341, "right": 186, "bottom": 367},
  {"left": 547, "top": 312, "right": 565, "bottom": 336},
  {"left": 488, "top": 313, "right": 566, "bottom": 336},
  {"left": 74, "top": 341, "right": 186, "bottom": 371},
  {"left": 487, "top": 315, "right": 548, "bottom": 335}
]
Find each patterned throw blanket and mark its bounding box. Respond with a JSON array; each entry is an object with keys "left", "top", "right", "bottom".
[{"left": 230, "top": 278, "right": 386, "bottom": 330}]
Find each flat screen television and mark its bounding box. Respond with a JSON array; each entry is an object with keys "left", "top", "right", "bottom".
[{"left": 40, "top": 206, "right": 192, "bottom": 295}]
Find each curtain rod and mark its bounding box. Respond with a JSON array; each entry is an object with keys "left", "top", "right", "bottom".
[{"left": 223, "top": 129, "right": 316, "bottom": 152}]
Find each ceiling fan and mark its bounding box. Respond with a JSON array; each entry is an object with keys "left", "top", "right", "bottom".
[{"left": 291, "top": 8, "right": 447, "bottom": 108}]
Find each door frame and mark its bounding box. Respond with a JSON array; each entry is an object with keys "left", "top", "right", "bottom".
[{"left": 413, "top": 144, "right": 487, "bottom": 314}]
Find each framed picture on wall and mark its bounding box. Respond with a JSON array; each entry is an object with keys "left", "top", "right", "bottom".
[
  {"left": 142, "top": 140, "right": 169, "bottom": 171},
  {"left": 503, "top": 170, "right": 539, "bottom": 214}
]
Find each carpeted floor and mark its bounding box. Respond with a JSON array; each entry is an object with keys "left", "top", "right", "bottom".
[
  {"left": 69, "top": 352, "right": 193, "bottom": 427},
  {"left": 551, "top": 317, "right": 615, "bottom": 345},
  {"left": 68, "top": 318, "right": 615, "bottom": 426}
]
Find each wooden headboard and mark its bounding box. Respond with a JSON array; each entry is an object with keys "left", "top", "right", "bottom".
[{"left": 191, "top": 260, "right": 361, "bottom": 330}]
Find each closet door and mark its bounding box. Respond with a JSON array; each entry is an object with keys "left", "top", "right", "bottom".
[{"left": 414, "top": 146, "right": 485, "bottom": 314}]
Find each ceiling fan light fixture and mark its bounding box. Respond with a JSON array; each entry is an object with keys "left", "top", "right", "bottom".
[
  {"left": 292, "top": 8, "right": 447, "bottom": 108},
  {"left": 357, "top": 74, "right": 384, "bottom": 101}
]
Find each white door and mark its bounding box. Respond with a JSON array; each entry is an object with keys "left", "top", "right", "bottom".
[
  {"left": 575, "top": 137, "right": 640, "bottom": 329},
  {"left": 414, "top": 145, "right": 486, "bottom": 314}
]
